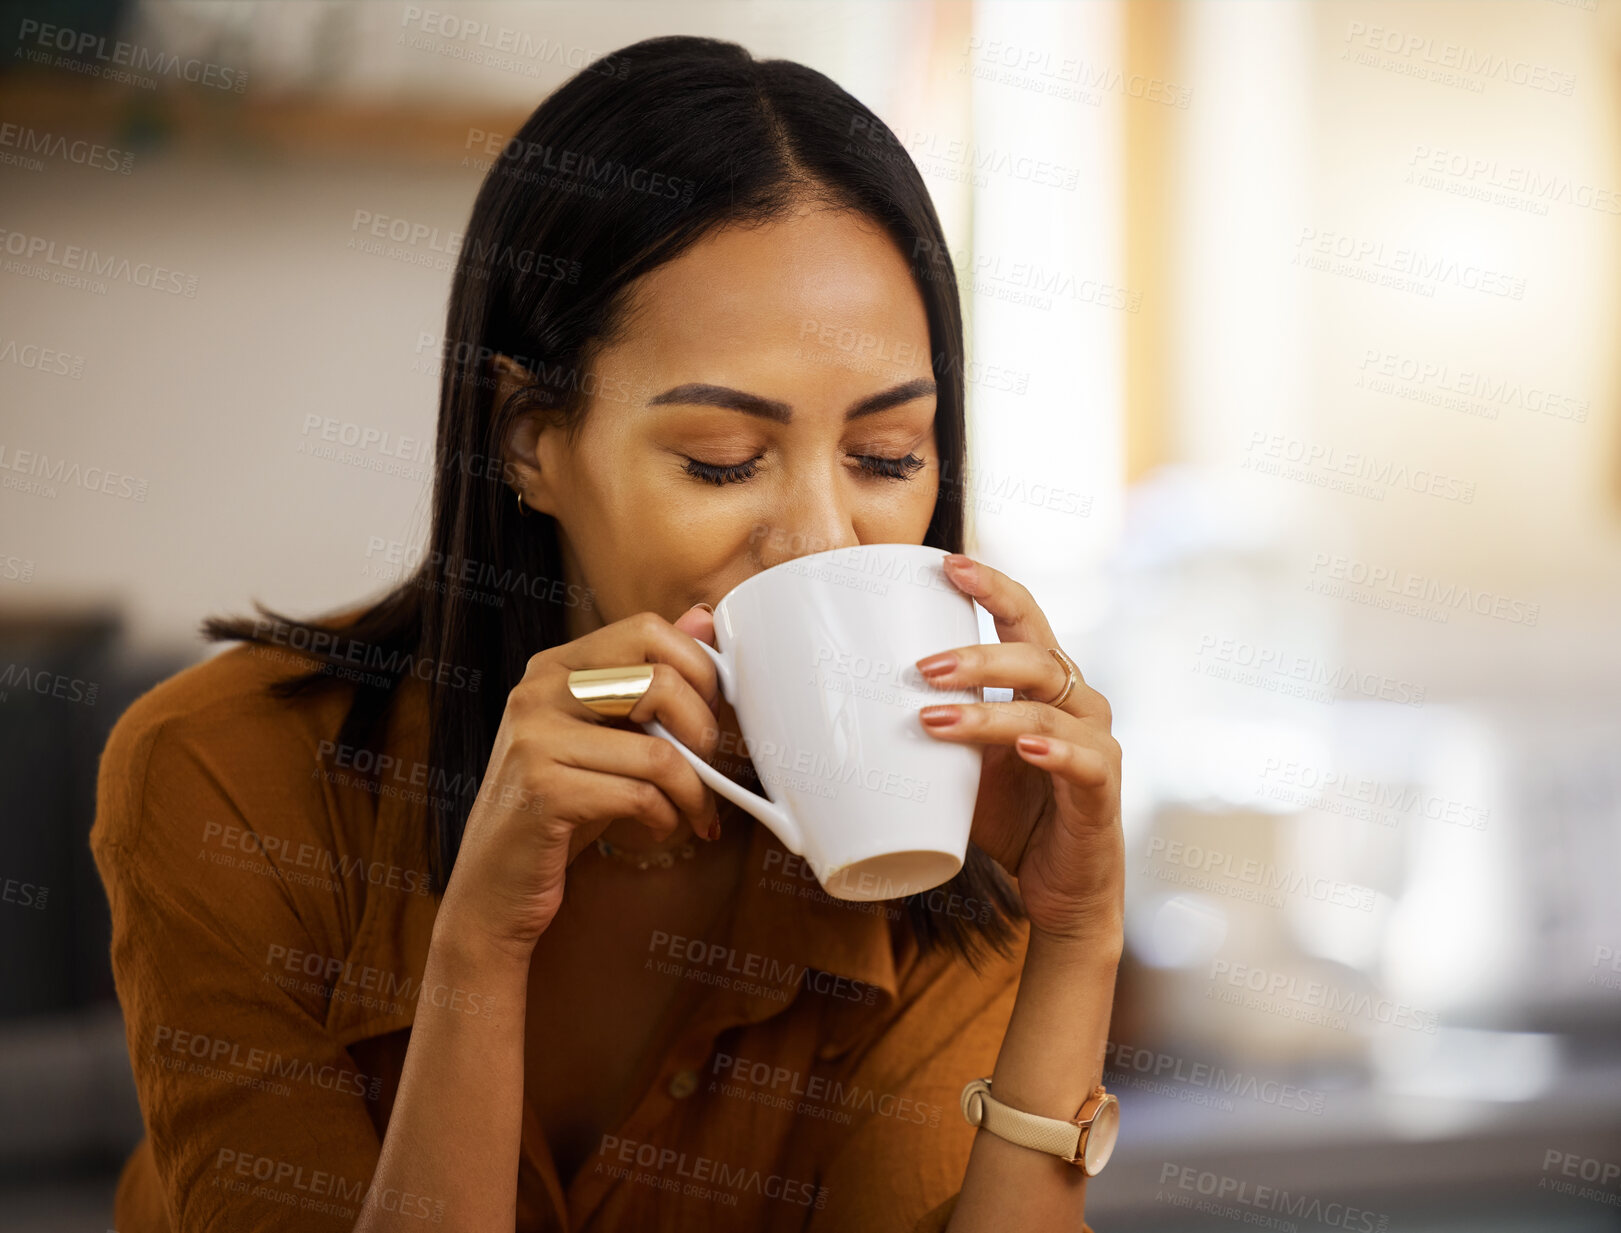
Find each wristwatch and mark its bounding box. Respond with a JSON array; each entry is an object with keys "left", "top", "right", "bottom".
[{"left": 959, "top": 1077, "right": 1120, "bottom": 1176}]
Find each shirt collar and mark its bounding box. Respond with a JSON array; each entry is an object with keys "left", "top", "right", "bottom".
[
  {"left": 324, "top": 676, "right": 905, "bottom": 1046},
  {"left": 722, "top": 807, "right": 906, "bottom": 1013}
]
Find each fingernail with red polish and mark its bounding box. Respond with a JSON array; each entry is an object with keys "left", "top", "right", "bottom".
[
  {"left": 1016, "top": 735, "right": 1050, "bottom": 756},
  {"left": 920, "top": 706, "right": 959, "bottom": 726},
  {"left": 943, "top": 555, "right": 980, "bottom": 590},
  {"left": 916, "top": 652, "right": 956, "bottom": 678},
  {"left": 707, "top": 814, "right": 722, "bottom": 841}
]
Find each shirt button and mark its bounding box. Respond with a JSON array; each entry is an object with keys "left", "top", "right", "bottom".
[{"left": 668, "top": 1068, "right": 699, "bottom": 1099}]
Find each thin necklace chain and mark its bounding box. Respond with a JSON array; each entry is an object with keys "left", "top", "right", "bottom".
[{"left": 593, "top": 833, "right": 699, "bottom": 871}]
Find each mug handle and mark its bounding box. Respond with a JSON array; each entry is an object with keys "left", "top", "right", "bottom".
[{"left": 640, "top": 640, "right": 806, "bottom": 858}]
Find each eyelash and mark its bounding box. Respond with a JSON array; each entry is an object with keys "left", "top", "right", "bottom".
[{"left": 684, "top": 453, "right": 926, "bottom": 486}]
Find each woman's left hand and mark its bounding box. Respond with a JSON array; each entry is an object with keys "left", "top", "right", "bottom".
[{"left": 914, "top": 552, "right": 1124, "bottom": 949}]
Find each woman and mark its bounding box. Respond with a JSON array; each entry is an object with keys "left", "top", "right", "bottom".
[{"left": 91, "top": 34, "right": 1124, "bottom": 1233}]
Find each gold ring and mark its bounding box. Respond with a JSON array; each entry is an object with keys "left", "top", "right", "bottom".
[
  {"left": 1044, "top": 647, "right": 1079, "bottom": 709},
  {"left": 567, "top": 665, "right": 655, "bottom": 718}
]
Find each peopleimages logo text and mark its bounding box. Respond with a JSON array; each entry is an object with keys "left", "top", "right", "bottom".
[
  {"left": 1209, "top": 960, "right": 1438, "bottom": 1033},
  {"left": 1158, "top": 1163, "right": 1390, "bottom": 1231},
  {"left": 16, "top": 19, "right": 248, "bottom": 91}
]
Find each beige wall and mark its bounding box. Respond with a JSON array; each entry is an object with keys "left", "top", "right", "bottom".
[{"left": 0, "top": 1, "right": 966, "bottom": 655}]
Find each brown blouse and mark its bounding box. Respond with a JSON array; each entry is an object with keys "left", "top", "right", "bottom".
[{"left": 89, "top": 638, "right": 1080, "bottom": 1232}]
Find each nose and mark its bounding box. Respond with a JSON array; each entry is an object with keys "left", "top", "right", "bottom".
[{"left": 749, "top": 482, "right": 860, "bottom": 572}]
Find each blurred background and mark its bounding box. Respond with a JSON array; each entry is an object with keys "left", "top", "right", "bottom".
[{"left": 3, "top": 0, "right": 1619, "bottom": 1229}]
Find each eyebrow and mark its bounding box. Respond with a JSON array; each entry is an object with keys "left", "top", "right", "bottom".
[{"left": 646, "top": 378, "right": 937, "bottom": 423}]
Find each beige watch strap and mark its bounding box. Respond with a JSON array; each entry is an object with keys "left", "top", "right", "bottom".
[{"left": 959, "top": 1077, "right": 1083, "bottom": 1161}]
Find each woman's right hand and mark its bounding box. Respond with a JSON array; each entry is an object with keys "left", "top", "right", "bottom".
[{"left": 435, "top": 604, "right": 724, "bottom": 962}]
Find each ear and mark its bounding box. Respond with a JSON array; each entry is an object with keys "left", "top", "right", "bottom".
[{"left": 491, "top": 352, "right": 566, "bottom": 516}]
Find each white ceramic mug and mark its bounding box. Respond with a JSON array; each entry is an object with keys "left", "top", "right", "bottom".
[{"left": 643, "top": 543, "right": 984, "bottom": 902}]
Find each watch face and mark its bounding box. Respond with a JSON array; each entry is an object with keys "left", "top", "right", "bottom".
[{"left": 1082, "top": 1097, "right": 1120, "bottom": 1175}]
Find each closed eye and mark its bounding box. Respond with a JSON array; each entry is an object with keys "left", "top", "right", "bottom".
[
  {"left": 683, "top": 454, "right": 763, "bottom": 485},
  {"left": 853, "top": 453, "right": 926, "bottom": 480},
  {"left": 683, "top": 453, "right": 926, "bottom": 486}
]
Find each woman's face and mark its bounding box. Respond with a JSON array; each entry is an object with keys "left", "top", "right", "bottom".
[{"left": 501, "top": 203, "right": 941, "bottom": 635}]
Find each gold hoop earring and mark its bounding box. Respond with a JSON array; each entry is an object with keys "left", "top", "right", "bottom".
[{"left": 515, "top": 489, "right": 529, "bottom": 516}]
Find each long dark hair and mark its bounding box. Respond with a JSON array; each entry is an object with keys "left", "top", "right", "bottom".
[{"left": 203, "top": 34, "right": 1025, "bottom": 972}]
